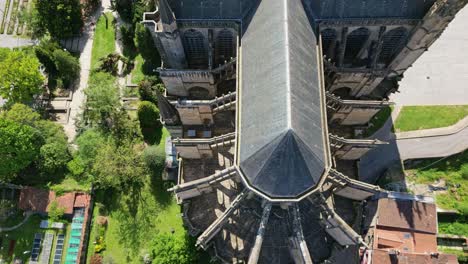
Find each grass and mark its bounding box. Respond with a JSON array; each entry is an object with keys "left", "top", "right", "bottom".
[
  {"left": 394, "top": 105, "right": 468, "bottom": 132},
  {"left": 85, "top": 129, "right": 195, "bottom": 263},
  {"left": 0, "top": 214, "right": 43, "bottom": 263},
  {"left": 91, "top": 13, "right": 116, "bottom": 70},
  {"left": 131, "top": 54, "right": 145, "bottom": 84},
  {"left": 406, "top": 150, "right": 468, "bottom": 211},
  {"left": 365, "top": 106, "right": 393, "bottom": 137}
]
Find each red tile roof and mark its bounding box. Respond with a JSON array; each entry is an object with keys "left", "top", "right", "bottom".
[
  {"left": 18, "top": 187, "right": 91, "bottom": 215},
  {"left": 376, "top": 198, "right": 437, "bottom": 234},
  {"left": 18, "top": 187, "right": 51, "bottom": 213}
]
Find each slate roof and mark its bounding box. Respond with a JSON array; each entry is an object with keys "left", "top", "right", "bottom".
[
  {"left": 162, "top": 0, "right": 437, "bottom": 25},
  {"left": 238, "top": 0, "right": 327, "bottom": 199},
  {"left": 304, "top": 0, "right": 437, "bottom": 20},
  {"left": 167, "top": 0, "right": 260, "bottom": 20}
]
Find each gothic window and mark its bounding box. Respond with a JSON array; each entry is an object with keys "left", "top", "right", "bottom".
[
  {"left": 188, "top": 86, "right": 210, "bottom": 99},
  {"left": 321, "top": 28, "right": 337, "bottom": 60},
  {"left": 343, "top": 27, "right": 370, "bottom": 66},
  {"left": 377, "top": 27, "right": 409, "bottom": 66},
  {"left": 183, "top": 29, "right": 208, "bottom": 68},
  {"left": 216, "top": 29, "right": 234, "bottom": 65}
]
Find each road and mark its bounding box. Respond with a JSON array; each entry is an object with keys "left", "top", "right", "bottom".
[{"left": 359, "top": 107, "right": 468, "bottom": 183}]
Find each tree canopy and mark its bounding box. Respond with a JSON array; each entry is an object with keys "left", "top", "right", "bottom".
[
  {"left": 0, "top": 118, "right": 43, "bottom": 181},
  {"left": 91, "top": 142, "right": 148, "bottom": 190},
  {"left": 1, "top": 104, "right": 71, "bottom": 183},
  {"left": 36, "top": 0, "right": 83, "bottom": 39},
  {"left": 0, "top": 50, "right": 44, "bottom": 105},
  {"left": 150, "top": 233, "right": 199, "bottom": 264},
  {"left": 84, "top": 72, "right": 120, "bottom": 127}
]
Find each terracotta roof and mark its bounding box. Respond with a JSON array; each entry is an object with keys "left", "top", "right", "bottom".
[
  {"left": 19, "top": 188, "right": 91, "bottom": 215},
  {"left": 74, "top": 193, "right": 91, "bottom": 208},
  {"left": 374, "top": 228, "right": 438, "bottom": 253},
  {"left": 372, "top": 249, "right": 459, "bottom": 264},
  {"left": 377, "top": 198, "right": 437, "bottom": 234},
  {"left": 48, "top": 193, "right": 75, "bottom": 215},
  {"left": 18, "top": 187, "right": 51, "bottom": 213}
]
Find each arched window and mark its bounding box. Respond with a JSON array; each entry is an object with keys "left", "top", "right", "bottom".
[
  {"left": 183, "top": 29, "right": 207, "bottom": 68},
  {"left": 377, "top": 27, "right": 409, "bottom": 66},
  {"left": 189, "top": 86, "right": 210, "bottom": 99},
  {"left": 321, "top": 28, "right": 337, "bottom": 60},
  {"left": 344, "top": 27, "right": 370, "bottom": 66},
  {"left": 215, "top": 29, "right": 234, "bottom": 65}
]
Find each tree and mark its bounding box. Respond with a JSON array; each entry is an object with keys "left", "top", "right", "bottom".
[
  {"left": 84, "top": 72, "right": 120, "bottom": 127},
  {"left": 0, "top": 119, "right": 43, "bottom": 181},
  {"left": 91, "top": 142, "right": 147, "bottom": 190},
  {"left": 2, "top": 104, "right": 70, "bottom": 182},
  {"left": 53, "top": 49, "right": 80, "bottom": 86},
  {"left": 48, "top": 200, "right": 65, "bottom": 222},
  {"left": 0, "top": 103, "right": 41, "bottom": 126},
  {"left": 143, "top": 145, "right": 165, "bottom": 171},
  {"left": 36, "top": 0, "right": 83, "bottom": 39},
  {"left": 38, "top": 141, "right": 71, "bottom": 176},
  {"left": 137, "top": 77, "right": 165, "bottom": 105},
  {"left": 137, "top": 101, "right": 160, "bottom": 129},
  {"left": 150, "top": 233, "right": 199, "bottom": 264},
  {"left": 35, "top": 39, "right": 61, "bottom": 75},
  {"left": 75, "top": 129, "right": 107, "bottom": 166},
  {"left": 98, "top": 53, "right": 121, "bottom": 75},
  {"left": 0, "top": 50, "right": 44, "bottom": 105}
]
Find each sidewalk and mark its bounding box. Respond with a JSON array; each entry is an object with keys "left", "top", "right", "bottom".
[{"left": 63, "top": 0, "right": 112, "bottom": 142}]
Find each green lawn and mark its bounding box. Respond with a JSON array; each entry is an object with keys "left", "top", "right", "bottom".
[
  {"left": 130, "top": 54, "right": 145, "bottom": 84},
  {"left": 84, "top": 129, "right": 208, "bottom": 263},
  {"left": 91, "top": 13, "right": 116, "bottom": 70},
  {"left": 365, "top": 106, "right": 393, "bottom": 137},
  {"left": 0, "top": 214, "right": 43, "bottom": 263},
  {"left": 394, "top": 105, "right": 468, "bottom": 132}
]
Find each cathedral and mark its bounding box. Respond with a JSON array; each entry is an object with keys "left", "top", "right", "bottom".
[{"left": 142, "top": 0, "right": 467, "bottom": 263}]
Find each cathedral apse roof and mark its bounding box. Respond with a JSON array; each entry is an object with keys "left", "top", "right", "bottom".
[{"left": 237, "top": 0, "right": 329, "bottom": 200}]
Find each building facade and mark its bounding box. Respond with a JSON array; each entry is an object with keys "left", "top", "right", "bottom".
[{"left": 144, "top": 0, "right": 467, "bottom": 263}]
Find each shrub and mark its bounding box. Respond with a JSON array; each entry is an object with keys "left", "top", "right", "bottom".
[
  {"left": 150, "top": 233, "right": 199, "bottom": 264},
  {"left": 48, "top": 200, "right": 65, "bottom": 222},
  {"left": 137, "top": 101, "right": 161, "bottom": 129},
  {"left": 143, "top": 145, "right": 165, "bottom": 170},
  {"left": 120, "top": 25, "right": 135, "bottom": 50},
  {"left": 460, "top": 164, "right": 468, "bottom": 180},
  {"left": 53, "top": 49, "right": 80, "bottom": 86}
]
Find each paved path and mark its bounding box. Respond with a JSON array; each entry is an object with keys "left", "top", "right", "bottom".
[
  {"left": 63, "top": 0, "right": 112, "bottom": 142},
  {"left": 359, "top": 108, "right": 468, "bottom": 183},
  {"left": 390, "top": 5, "right": 468, "bottom": 105},
  {"left": 0, "top": 34, "right": 35, "bottom": 47}
]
